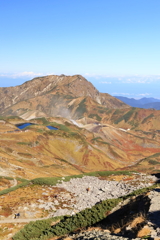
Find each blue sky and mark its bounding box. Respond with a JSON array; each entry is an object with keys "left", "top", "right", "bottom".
[{"left": 0, "top": 0, "right": 160, "bottom": 98}]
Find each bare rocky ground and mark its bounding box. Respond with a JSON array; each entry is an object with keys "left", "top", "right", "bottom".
[
  {"left": 54, "top": 174, "right": 156, "bottom": 215},
  {"left": 54, "top": 174, "right": 160, "bottom": 239},
  {"left": 0, "top": 173, "right": 159, "bottom": 240},
  {"left": 147, "top": 189, "right": 160, "bottom": 238}
]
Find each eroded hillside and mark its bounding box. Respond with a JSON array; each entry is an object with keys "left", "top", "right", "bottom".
[
  {"left": 0, "top": 75, "right": 160, "bottom": 178},
  {"left": 0, "top": 115, "right": 160, "bottom": 179},
  {"left": 0, "top": 74, "right": 128, "bottom": 119}
]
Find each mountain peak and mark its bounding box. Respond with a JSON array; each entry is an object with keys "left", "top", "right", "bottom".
[{"left": 0, "top": 74, "right": 129, "bottom": 118}]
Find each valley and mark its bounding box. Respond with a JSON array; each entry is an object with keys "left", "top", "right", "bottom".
[{"left": 0, "top": 74, "right": 160, "bottom": 240}]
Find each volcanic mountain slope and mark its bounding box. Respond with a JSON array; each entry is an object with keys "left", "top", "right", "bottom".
[
  {"left": 124, "top": 152, "right": 160, "bottom": 173},
  {"left": 0, "top": 115, "right": 160, "bottom": 180},
  {"left": 1, "top": 75, "right": 160, "bottom": 134},
  {"left": 101, "top": 107, "right": 160, "bottom": 132},
  {"left": 0, "top": 117, "right": 119, "bottom": 179},
  {"left": 0, "top": 74, "right": 128, "bottom": 118},
  {"left": 0, "top": 75, "right": 160, "bottom": 178}
]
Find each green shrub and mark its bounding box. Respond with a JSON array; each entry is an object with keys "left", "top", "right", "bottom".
[
  {"left": 148, "top": 159, "right": 159, "bottom": 165},
  {"left": 31, "top": 171, "right": 133, "bottom": 187},
  {"left": 88, "top": 114, "right": 102, "bottom": 121},
  {"left": 112, "top": 109, "right": 121, "bottom": 115},
  {"left": 151, "top": 152, "right": 160, "bottom": 158},
  {"left": 0, "top": 116, "right": 6, "bottom": 120},
  {"left": 76, "top": 99, "right": 87, "bottom": 118},
  {"left": 114, "top": 108, "right": 135, "bottom": 124},
  {"left": 0, "top": 181, "right": 29, "bottom": 196},
  {"left": 17, "top": 142, "right": 30, "bottom": 145},
  {"left": 31, "top": 175, "right": 84, "bottom": 186},
  {"left": 43, "top": 198, "right": 121, "bottom": 237},
  {"left": 16, "top": 177, "right": 29, "bottom": 182},
  {"left": 0, "top": 176, "right": 14, "bottom": 180},
  {"left": 142, "top": 114, "right": 154, "bottom": 124},
  {"left": 12, "top": 218, "right": 57, "bottom": 240},
  {"left": 34, "top": 117, "right": 50, "bottom": 125}
]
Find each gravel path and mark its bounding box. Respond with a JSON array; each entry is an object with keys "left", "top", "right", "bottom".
[{"left": 0, "top": 217, "right": 49, "bottom": 224}]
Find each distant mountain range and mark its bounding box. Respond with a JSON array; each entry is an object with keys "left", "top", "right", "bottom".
[{"left": 114, "top": 96, "right": 160, "bottom": 110}]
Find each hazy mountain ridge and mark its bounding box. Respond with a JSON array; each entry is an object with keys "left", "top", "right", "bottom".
[
  {"left": 115, "top": 96, "right": 160, "bottom": 109},
  {"left": 142, "top": 101, "right": 160, "bottom": 110}
]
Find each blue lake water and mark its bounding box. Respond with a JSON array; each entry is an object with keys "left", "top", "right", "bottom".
[
  {"left": 47, "top": 126, "right": 58, "bottom": 130},
  {"left": 17, "top": 123, "right": 33, "bottom": 129}
]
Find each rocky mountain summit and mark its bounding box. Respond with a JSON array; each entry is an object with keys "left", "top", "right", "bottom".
[{"left": 0, "top": 74, "right": 128, "bottom": 118}]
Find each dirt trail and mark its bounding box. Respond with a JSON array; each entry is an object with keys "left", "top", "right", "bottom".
[
  {"left": 11, "top": 178, "right": 17, "bottom": 187},
  {"left": 0, "top": 217, "right": 49, "bottom": 224}
]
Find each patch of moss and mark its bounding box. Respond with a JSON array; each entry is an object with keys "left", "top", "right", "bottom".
[
  {"left": 114, "top": 108, "right": 135, "bottom": 124},
  {"left": 148, "top": 159, "right": 159, "bottom": 165},
  {"left": 34, "top": 117, "right": 50, "bottom": 125},
  {"left": 17, "top": 142, "right": 31, "bottom": 146},
  {"left": 88, "top": 114, "right": 102, "bottom": 121},
  {"left": 142, "top": 113, "right": 154, "bottom": 124},
  {"left": 0, "top": 116, "right": 6, "bottom": 120},
  {"left": 31, "top": 171, "right": 133, "bottom": 186},
  {"left": 76, "top": 98, "right": 87, "bottom": 118},
  {"left": 0, "top": 181, "right": 29, "bottom": 196}
]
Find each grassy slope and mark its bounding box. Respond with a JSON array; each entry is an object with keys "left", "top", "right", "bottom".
[
  {"left": 0, "top": 114, "right": 160, "bottom": 179},
  {"left": 0, "top": 118, "right": 125, "bottom": 179}
]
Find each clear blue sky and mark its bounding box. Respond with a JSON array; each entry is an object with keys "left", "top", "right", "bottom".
[{"left": 0, "top": 0, "right": 160, "bottom": 98}]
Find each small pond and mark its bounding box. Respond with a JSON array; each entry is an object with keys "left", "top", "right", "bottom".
[
  {"left": 16, "top": 123, "right": 33, "bottom": 129},
  {"left": 46, "top": 126, "right": 58, "bottom": 130}
]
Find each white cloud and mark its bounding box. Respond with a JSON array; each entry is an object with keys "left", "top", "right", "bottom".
[
  {"left": 0, "top": 72, "right": 43, "bottom": 79},
  {"left": 84, "top": 73, "right": 160, "bottom": 84},
  {"left": 84, "top": 73, "right": 112, "bottom": 79},
  {"left": 123, "top": 78, "right": 147, "bottom": 83},
  {"left": 12, "top": 72, "right": 43, "bottom": 78},
  {"left": 112, "top": 92, "right": 133, "bottom": 96},
  {"left": 120, "top": 75, "right": 160, "bottom": 84},
  {"left": 112, "top": 92, "right": 151, "bottom": 97},
  {"left": 46, "top": 72, "right": 55, "bottom": 76},
  {"left": 137, "top": 93, "right": 151, "bottom": 97},
  {"left": 100, "top": 81, "right": 111, "bottom": 84},
  {"left": 123, "top": 77, "right": 150, "bottom": 84}
]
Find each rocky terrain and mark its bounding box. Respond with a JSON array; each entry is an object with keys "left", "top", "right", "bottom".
[
  {"left": 0, "top": 174, "right": 159, "bottom": 239},
  {"left": 54, "top": 175, "right": 156, "bottom": 215},
  {"left": 0, "top": 114, "right": 160, "bottom": 180},
  {"left": 0, "top": 75, "right": 160, "bottom": 239},
  {"left": 63, "top": 187, "right": 160, "bottom": 240}
]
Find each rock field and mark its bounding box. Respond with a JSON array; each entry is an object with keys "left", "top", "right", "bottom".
[
  {"left": 53, "top": 174, "right": 160, "bottom": 239},
  {"left": 52, "top": 174, "right": 157, "bottom": 216},
  {"left": 66, "top": 229, "right": 142, "bottom": 240}
]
